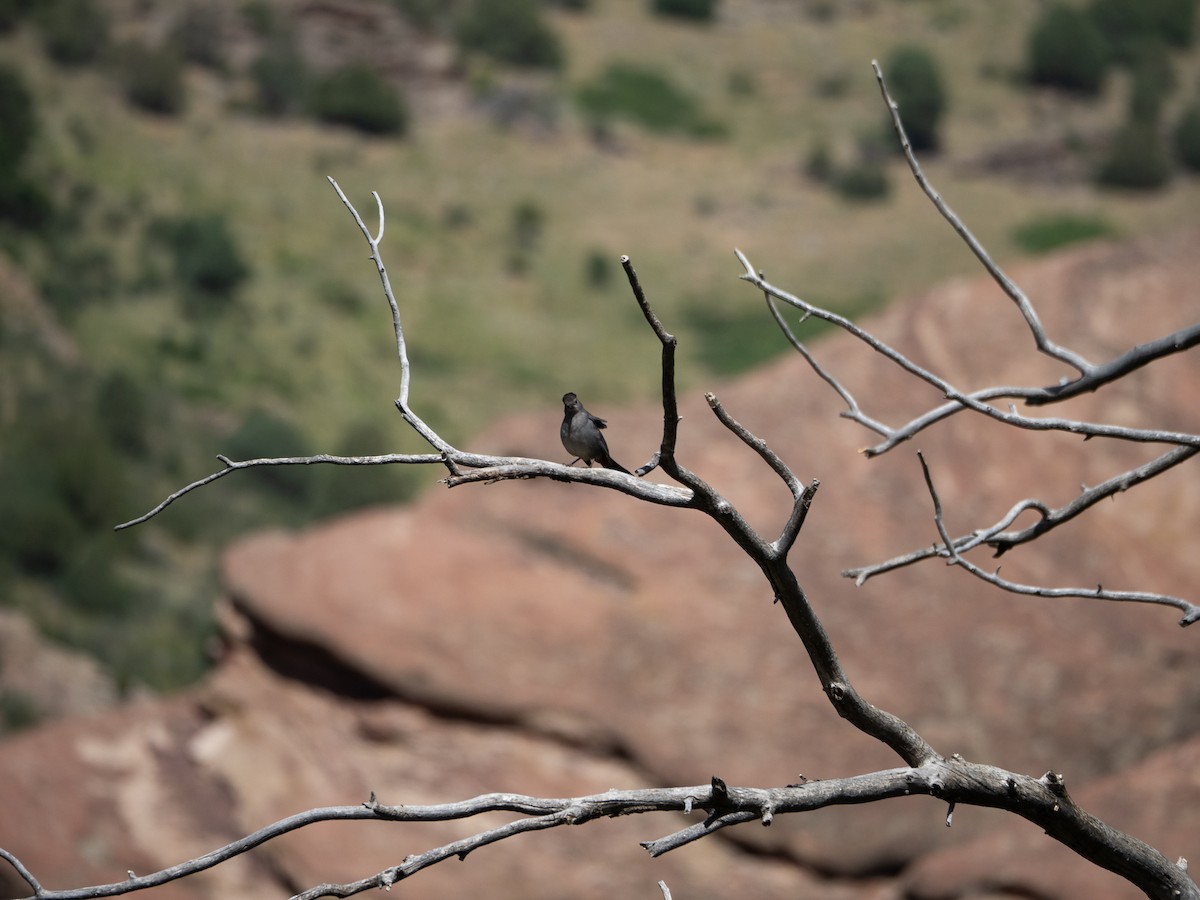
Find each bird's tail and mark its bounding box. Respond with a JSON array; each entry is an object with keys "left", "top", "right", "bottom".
[{"left": 602, "top": 455, "right": 633, "bottom": 476}]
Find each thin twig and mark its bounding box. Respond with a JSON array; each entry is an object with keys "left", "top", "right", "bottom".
[
  {"left": 917, "top": 453, "right": 1200, "bottom": 626},
  {"left": 871, "top": 61, "right": 1092, "bottom": 375}
]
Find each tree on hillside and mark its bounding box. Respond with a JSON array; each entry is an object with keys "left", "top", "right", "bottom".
[{"left": 2, "top": 62, "right": 1198, "bottom": 900}]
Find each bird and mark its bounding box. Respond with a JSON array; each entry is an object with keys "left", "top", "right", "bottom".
[{"left": 560, "top": 392, "right": 632, "bottom": 475}]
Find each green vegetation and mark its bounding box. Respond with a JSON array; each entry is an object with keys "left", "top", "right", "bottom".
[
  {"left": 576, "top": 62, "right": 725, "bottom": 137},
  {"left": 1096, "top": 121, "right": 1173, "bottom": 189},
  {"left": 33, "top": 0, "right": 108, "bottom": 66},
  {"left": 1089, "top": 0, "right": 1197, "bottom": 59},
  {"left": 650, "top": 0, "right": 719, "bottom": 22},
  {"left": 1028, "top": 4, "right": 1109, "bottom": 94},
  {"left": 156, "top": 212, "right": 251, "bottom": 304},
  {"left": 834, "top": 161, "right": 891, "bottom": 202},
  {"left": 308, "top": 64, "right": 409, "bottom": 135},
  {"left": 1175, "top": 102, "right": 1200, "bottom": 170},
  {"left": 1012, "top": 213, "right": 1118, "bottom": 254},
  {"left": 883, "top": 45, "right": 946, "bottom": 151},
  {"left": 118, "top": 41, "right": 187, "bottom": 115},
  {"left": 455, "top": 0, "right": 563, "bottom": 70}
]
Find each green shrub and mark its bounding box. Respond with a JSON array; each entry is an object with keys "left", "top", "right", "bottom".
[
  {"left": 1011, "top": 212, "right": 1117, "bottom": 254},
  {"left": 883, "top": 45, "right": 946, "bottom": 151},
  {"left": 157, "top": 212, "right": 250, "bottom": 302},
  {"left": 833, "top": 161, "right": 891, "bottom": 201},
  {"left": 1096, "top": 120, "right": 1172, "bottom": 189},
  {"left": 583, "top": 249, "right": 612, "bottom": 290},
  {"left": 455, "top": 0, "right": 564, "bottom": 69},
  {"left": 34, "top": 0, "right": 109, "bottom": 65},
  {"left": 1089, "top": 0, "right": 1196, "bottom": 56},
  {"left": 803, "top": 140, "right": 834, "bottom": 182},
  {"left": 0, "top": 64, "right": 36, "bottom": 172},
  {"left": 0, "top": 0, "right": 36, "bottom": 32},
  {"left": 119, "top": 42, "right": 186, "bottom": 115},
  {"left": 1029, "top": 3, "right": 1109, "bottom": 94},
  {"left": 576, "top": 62, "right": 725, "bottom": 138},
  {"left": 651, "top": 0, "right": 719, "bottom": 21},
  {"left": 1174, "top": 102, "right": 1200, "bottom": 170},
  {"left": 0, "top": 690, "right": 41, "bottom": 733},
  {"left": 309, "top": 64, "right": 409, "bottom": 135}
]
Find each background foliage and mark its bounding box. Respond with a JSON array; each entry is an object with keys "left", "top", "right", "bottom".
[{"left": 0, "top": 0, "right": 1198, "bottom": 713}]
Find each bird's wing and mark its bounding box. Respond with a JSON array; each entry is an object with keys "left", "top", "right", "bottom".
[{"left": 589, "top": 414, "right": 608, "bottom": 429}]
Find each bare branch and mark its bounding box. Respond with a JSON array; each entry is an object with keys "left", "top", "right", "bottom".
[
  {"left": 7, "top": 758, "right": 1195, "bottom": 900},
  {"left": 114, "top": 453, "right": 445, "bottom": 530},
  {"left": 1027, "top": 321, "right": 1200, "bottom": 406},
  {"left": 738, "top": 251, "right": 1200, "bottom": 452},
  {"left": 916, "top": 452, "right": 1200, "bottom": 626},
  {"left": 871, "top": 61, "right": 1093, "bottom": 375}
]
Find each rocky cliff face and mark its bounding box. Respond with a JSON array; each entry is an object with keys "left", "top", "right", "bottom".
[{"left": 2, "top": 230, "right": 1198, "bottom": 899}]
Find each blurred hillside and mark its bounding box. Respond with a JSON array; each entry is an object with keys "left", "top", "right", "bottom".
[{"left": 0, "top": 0, "right": 1198, "bottom": 714}]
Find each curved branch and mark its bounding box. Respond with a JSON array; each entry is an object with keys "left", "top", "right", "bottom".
[{"left": 916, "top": 451, "right": 1200, "bottom": 626}]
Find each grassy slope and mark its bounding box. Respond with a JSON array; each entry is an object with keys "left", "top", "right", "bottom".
[{"left": 2, "top": 0, "right": 1199, "bottom": 694}]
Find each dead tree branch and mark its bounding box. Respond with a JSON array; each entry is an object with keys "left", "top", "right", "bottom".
[{"left": 739, "top": 64, "right": 1198, "bottom": 626}]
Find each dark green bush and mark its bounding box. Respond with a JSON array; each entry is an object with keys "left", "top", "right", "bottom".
[
  {"left": 455, "top": 0, "right": 563, "bottom": 69},
  {"left": 1029, "top": 3, "right": 1109, "bottom": 94},
  {"left": 834, "top": 161, "right": 891, "bottom": 201},
  {"left": 803, "top": 140, "right": 834, "bottom": 182},
  {"left": 883, "top": 45, "right": 946, "bottom": 151},
  {"left": 1126, "top": 39, "right": 1177, "bottom": 123},
  {"left": 0, "top": 690, "right": 41, "bottom": 733},
  {"left": 1011, "top": 212, "right": 1117, "bottom": 254},
  {"left": 1096, "top": 120, "right": 1172, "bottom": 189},
  {"left": 119, "top": 42, "right": 186, "bottom": 115},
  {"left": 0, "top": 64, "right": 35, "bottom": 172},
  {"left": 34, "top": 0, "right": 109, "bottom": 65},
  {"left": 0, "top": 176, "right": 52, "bottom": 227},
  {"left": 157, "top": 213, "right": 250, "bottom": 302},
  {"left": 1174, "top": 102, "right": 1200, "bottom": 170},
  {"left": 0, "top": 0, "right": 36, "bottom": 32},
  {"left": 583, "top": 249, "right": 612, "bottom": 290},
  {"left": 1089, "top": 0, "right": 1196, "bottom": 56},
  {"left": 309, "top": 64, "right": 409, "bottom": 135},
  {"left": 576, "top": 62, "right": 725, "bottom": 138},
  {"left": 651, "top": 0, "right": 719, "bottom": 21}
]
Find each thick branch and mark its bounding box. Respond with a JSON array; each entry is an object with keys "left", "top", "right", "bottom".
[{"left": 10, "top": 762, "right": 1193, "bottom": 900}]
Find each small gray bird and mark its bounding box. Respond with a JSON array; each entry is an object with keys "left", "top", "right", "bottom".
[{"left": 560, "top": 392, "right": 632, "bottom": 475}]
